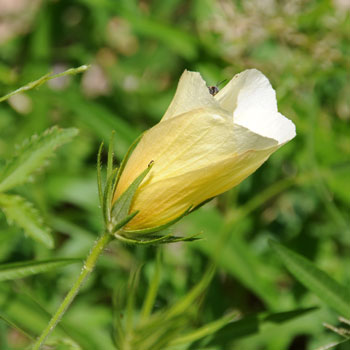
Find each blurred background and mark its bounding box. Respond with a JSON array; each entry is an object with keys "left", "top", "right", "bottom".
[{"left": 0, "top": 0, "right": 349, "bottom": 349}]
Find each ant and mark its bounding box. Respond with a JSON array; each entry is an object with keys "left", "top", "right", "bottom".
[{"left": 208, "top": 79, "right": 227, "bottom": 96}]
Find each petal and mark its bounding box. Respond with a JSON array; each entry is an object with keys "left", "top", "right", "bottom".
[
  {"left": 215, "top": 69, "right": 296, "bottom": 145},
  {"left": 114, "top": 107, "right": 280, "bottom": 230},
  {"left": 161, "top": 70, "right": 220, "bottom": 121},
  {"left": 114, "top": 108, "right": 277, "bottom": 201},
  {"left": 125, "top": 146, "right": 278, "bottom": 230}
]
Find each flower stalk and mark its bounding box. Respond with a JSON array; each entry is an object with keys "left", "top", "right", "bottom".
[{"left": 32, "top": 231, "right": 113, "bottom": 350}]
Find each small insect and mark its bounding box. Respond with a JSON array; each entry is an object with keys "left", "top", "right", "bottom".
[{"left": 208, "top": 79, "right": 227, "bottom": 96}]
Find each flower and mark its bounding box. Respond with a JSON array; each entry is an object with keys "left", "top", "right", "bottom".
[{"left": 112, "top": 69, "right": 296, "bottom": 231}]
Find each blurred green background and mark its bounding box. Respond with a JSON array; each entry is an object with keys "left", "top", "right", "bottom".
[{"left": 0, "top": 0, "right": 349, "bottom": 349}]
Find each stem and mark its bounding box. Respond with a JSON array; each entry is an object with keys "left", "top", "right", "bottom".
[{"left": 32, "top": 231, "right": 113, "bottom": 350}]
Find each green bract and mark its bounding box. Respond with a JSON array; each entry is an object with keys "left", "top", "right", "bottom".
[{"left": 98, "top": 132, "right": 200, "bottom": 245}]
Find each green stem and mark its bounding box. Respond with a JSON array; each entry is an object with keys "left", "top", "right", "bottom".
[{"left": 32, "top": 231, "right": 113, "bottom": 350}]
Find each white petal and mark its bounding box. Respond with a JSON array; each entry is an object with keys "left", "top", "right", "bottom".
[
  {"left": 215, "top": 69, "right": 296, "bottom": 145},
  {"left": 161, "top": 70, "right": 220, "bottom": 121}
]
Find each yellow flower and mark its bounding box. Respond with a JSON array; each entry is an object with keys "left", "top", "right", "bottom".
[{"left": 113, "top": 69, "right": 296, "bottom": 231}]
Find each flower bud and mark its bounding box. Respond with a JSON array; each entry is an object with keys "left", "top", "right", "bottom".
[{"left": 113, "top": 69, "right": 296, "bottom": 231}]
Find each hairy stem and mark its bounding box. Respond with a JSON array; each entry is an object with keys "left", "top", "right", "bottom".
[{"left": 32, "top": 231, "right": 113, "bottom": 350}]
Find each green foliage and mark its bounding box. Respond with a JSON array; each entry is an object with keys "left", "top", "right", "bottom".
[
  {"left": 270, "top": 240, "right": 350, "bottom": 319},
  {"left": 112, "top": 261, "right": 238, "bottom": 350},
  {"left": 0, "top": 126, "right": 78, "bottom": 193},
  {"left": 0, "top": 194, "right": 54, "bottom": 248},
  {"left": 0, "top": 258, "right": 81, "bottom": 281},
  {"left": 0, "top": 65, "right": 89, "bottom": 103},
  {"left": 0, "top": 125, "right": 79, "bottom": 248}
]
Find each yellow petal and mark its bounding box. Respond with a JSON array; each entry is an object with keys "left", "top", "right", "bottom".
[
  {"left": 124, "top": 147, "right": 277, "bottom": 230},
  {"left": 114, "top": 108, "right": 279, "bottom": 230},
  {"left": 161, "top": 70, "right": 220, "bottom": 121}
]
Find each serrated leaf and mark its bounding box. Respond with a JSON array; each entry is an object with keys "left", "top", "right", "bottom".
[
  {"left": 270, "top": 240, "right": 350, "bottom": 318},
  {"left": 0, "top": 258, "right": 81, "bottom": 281},
  {"left": 0, "top": 126, "right": 78, "bottom": 192},
  {"left": 0, "top": 194, "right": 54, "bottom": 248}
]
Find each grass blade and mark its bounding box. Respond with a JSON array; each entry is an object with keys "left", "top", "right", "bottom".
[
  {"left": 170, "top": 311, "right": 239, "bottom": 346},
  {"left": 140, "top": 249, "right": 162, "bottom": 321},
  {"left": 270, "top": 240, "right": 350, "bottom": 318},
  {"left": 0, "top": 65, "right": 89, "bottom": 103},
  {"left": 0, "top": 258, "right": 81, "bottom": 281},
  {"left": 97, "top": 141, "right": 104, "bottom": 210}
]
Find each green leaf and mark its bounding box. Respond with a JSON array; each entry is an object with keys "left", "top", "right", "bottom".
[
  {"left": 205, "top": 307, "right": 318, "bottom": 348},
  {"left": 170, "top": 311, "right": 239, "bottom": 346},
  {"left": 0, "top": 313, "right": 35, "bottom": 340},
  {"left": 0, "top": 65, "right": 89, "bottom": 103},
  {"left": 0, "top": 258, "right": 81, "bottom": 281},
  {"left": 0, "top": 194, "right": 54, "bottom": 248},
  {"left": 315, "top": 339, "right": 350, "bottom": 350},
  {"left": 96, "top": 141, "right": 104, "bottom": 209},
  {"left": 270, "top": 240, "right": 350, "bottom": 318},
  {"left": 111, "top": 162, "right": 153, "bottom": 225},
  {"left": 0, "top": 126, "right": 78, "bottom": 192},
  {"left": 166, "top": 264, "right": 215, "bottom": 319},
  {"left": 140, "top": 249, "right": 162, "bottom": 321}
]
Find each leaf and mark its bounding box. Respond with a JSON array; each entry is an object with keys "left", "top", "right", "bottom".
[
  {"left": 315, "top": 339, "right": 350, "bottom": 350},
  {"left": 270, "top": 240, "right": 350, "bottom": 318},
  {"left": 96, "top": 141, "right": 104, "bottom": 209},
  {"left": 170, "top": 311, "right": 240, "bottom": 346},
  {"left": 262, "top": 306, "right": 318, "bottom": 323},
  {"left": 140, "top": 249, "right": 162, "bottom": 321},
  {"left": 0, "top": 194, "right": 54, "bottom": 248},
  {"left": 166, "top": 264, "right": 215, "bottom": 319},
  {"left": 206, "top": 307, "right": 317, "bottom": 348},
  {"left": 0, "top": 313, "right": 35, "bottom": 340},
  {"left": 0, "top": 65, "right": 89, "bottom": 103},
  {"left": 0, "top": 126, "right": 78, "bottom": 192},
  {"left": 0, "top": 258, "right": 81, "bottom": 281}
]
